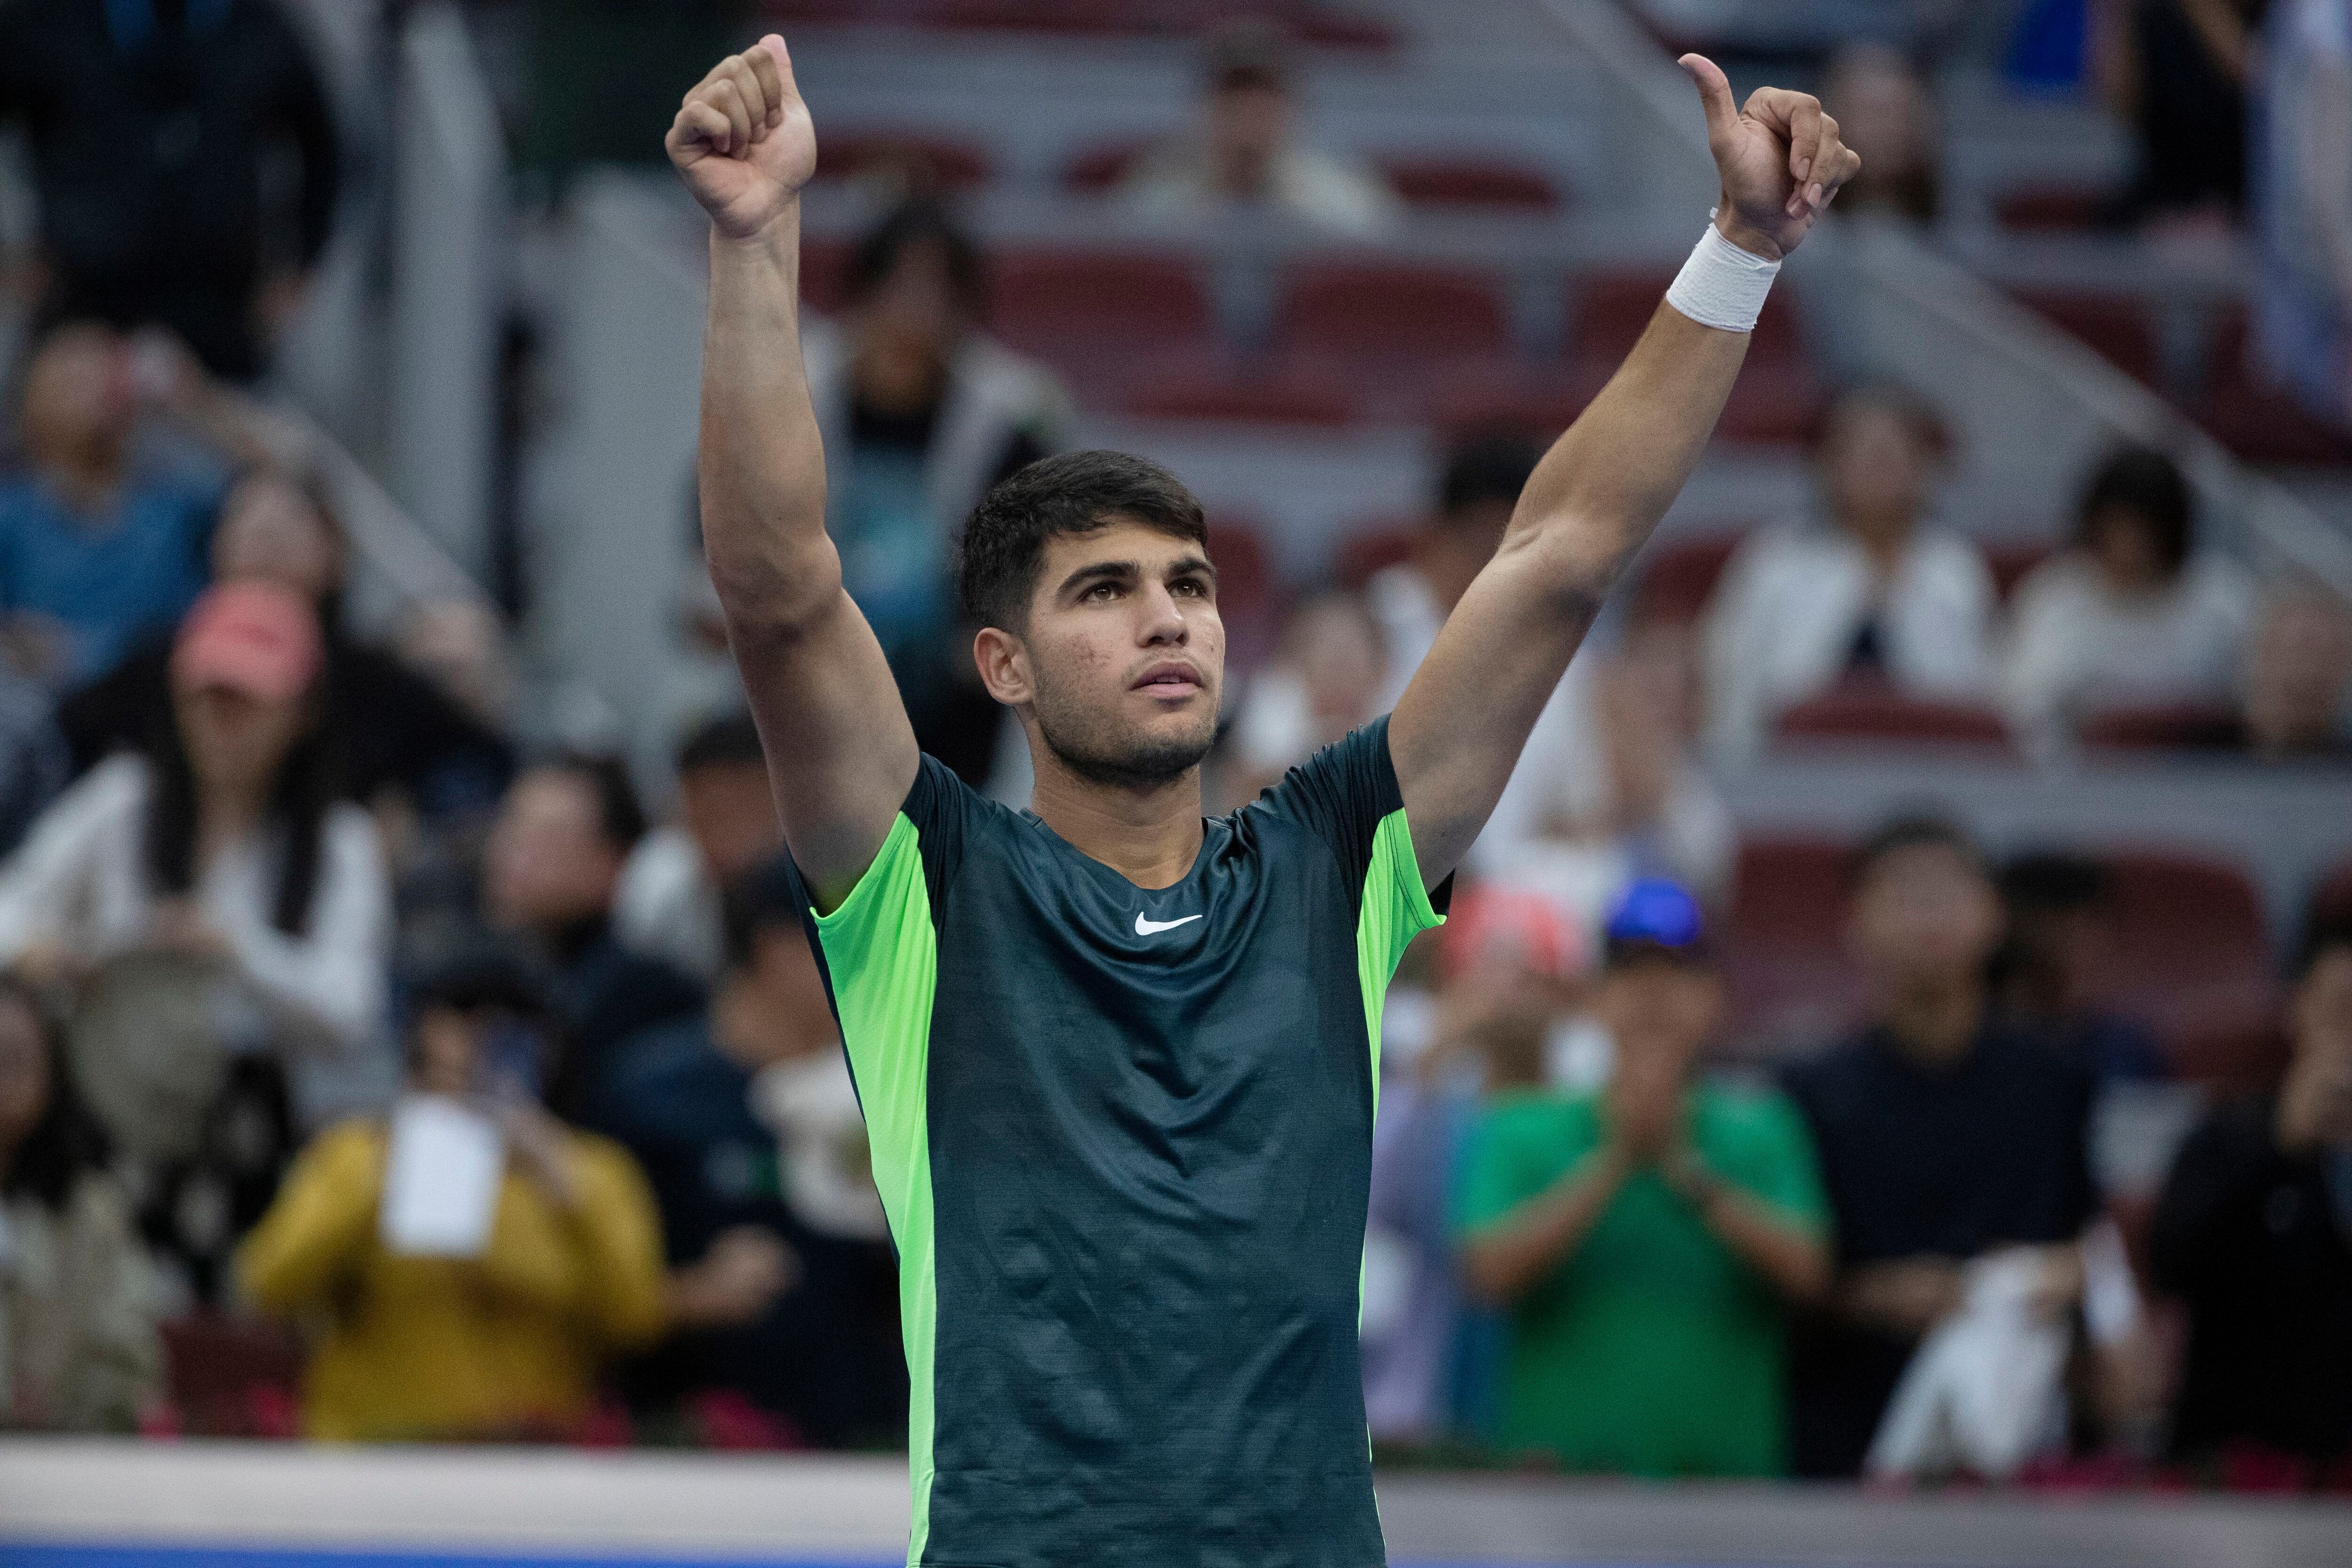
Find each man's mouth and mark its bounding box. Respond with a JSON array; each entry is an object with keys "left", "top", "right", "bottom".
[{"left": 1131, "top": 662, "right": 1203, "bottom": 700}]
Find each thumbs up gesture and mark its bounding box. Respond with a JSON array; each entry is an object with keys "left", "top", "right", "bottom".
[
  {"left": 666, "top": 34, "right": 818, "bottom": 241},
  {"left": 1680, "top": 54, "right": 1861, "bottom": 261}
]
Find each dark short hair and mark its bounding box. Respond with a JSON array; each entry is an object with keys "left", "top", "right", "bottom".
[
  {"left": 1206, "top": 17, "right": 1291, "bottom": 93},
  {"left": 1438, "top": 432, "right": 1542, "bottom": 519},
  {"left": 409, "top": 933, "right": 551, "bottom": 1020},
  {"left": 535, "top": 752, "right": 646, "bottom": 852},
  {"left": 956, "top": 450, "right": 1209, "bottom": 632},
  {"left": 1998, "top": 852, "right": 2113, "bottom": 915},
  {"left": 677, "top": 711, "right": 766, "bottom": 776},
  {"left": 844, "top": 199, "right": 986, "bottom": 320},
  {"left": 1812, "top": 380, "right": 1951, "bottom": 463},
  {"left": 2075, "top": 445, "right": 2193, "bottom": 578},
  {"left": 722, "top": 856, "right": 804, "bottom": 974},
  {"left": 1850, "top": 814, "right": 1989, "bottom": 888},
  {"left": 2294, "top": 908, "right": 2352, "bottom": 983}
]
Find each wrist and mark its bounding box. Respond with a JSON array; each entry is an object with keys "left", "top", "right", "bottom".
[
  {"left": 710, "top": 199, "right": 802, "bottom": 250},
  {"left": 1713, "top": 201, "right": 1785, "bottom": 263}
]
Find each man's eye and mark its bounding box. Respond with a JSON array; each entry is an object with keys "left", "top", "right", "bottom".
[
  {"left": 1174, "top": 579, "right": 1207, "bottom": 597},
  {"left": 1084, "top": 582, "right": 1118, "bottom": 601}
]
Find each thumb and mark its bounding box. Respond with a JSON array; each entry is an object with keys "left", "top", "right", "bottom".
[{"left": 1679, "top": 53, "right": 1739, "bottom": 146}]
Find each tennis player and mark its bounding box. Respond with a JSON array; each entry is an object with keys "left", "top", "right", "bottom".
[{"left": 668, "top": 32, "right": 1855, "bottom": 1567}]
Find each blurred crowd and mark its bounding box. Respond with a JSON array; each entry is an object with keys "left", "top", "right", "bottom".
[{"left": 0, "top": 0, "right": 2350, "bottom": 1499}]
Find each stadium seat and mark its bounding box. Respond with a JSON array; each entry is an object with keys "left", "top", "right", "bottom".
[
  {"left": 812, "top": 132, "right": 993, "bottom": 193},
  {"left": 2078, "top": 702, "right": 2242, "bottom": 753},
  {"left": 1569, "top": 269, "right": 1807, "bottom": 368},
  {"left": 2163, "top": 1010, "right": 2289, "bottom": 1089},
  {"left": 1772, "top": 684, "right": 2018, "bottom": 754},
  {"left": 1205, "top": 513, "right": 1283, "bottom": 670},
  {"left": 2012, "top": 288, "right": 2160, "bottom": 386},
  {"left": 1629, "top": 533, "right": 1741, "bottom": 629},
  {"left": 1422, "top": 360, "right": 1601, "bottom": 439},
  {"left": 987, "top": 249, "right": 1216, "bottom": 393},
  {"left": 1121, "top": 350, "right": 1359, "bottom": 426},
  {"left": 161, "top": 1313, "right": 305, "bottom": 1438},
  {"left": 1376, "top": 155, "right": 1562, "bottom": 213},
  {"left": 1723, "top": 836, "right": 1867, "bottom": 1052},
  {"left": 1061, "top": 138, "right": 1153, "bottom": 192},
  {"left": 1994, "top": 187, "right": 2114, "bottom": 233},
  {"left": 2185, "top": 307, "right": 2352, "bottom": 466},
  {"left": 2098, "top": 849, "right": 2273, "bottom": 1051},
  {"left": 1333, "top": 521, "right": 1419, "bottom": 588},
  {"left": 1274, "top": 261, "right": 1512, "bottom": 366},
  {"left": 1985, "top": 541, "right": 2053, "bottom": 602}
]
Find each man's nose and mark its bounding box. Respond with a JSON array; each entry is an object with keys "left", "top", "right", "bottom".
[{"left": 1140, "top": 583, "right": 1191, "bottom": 645}]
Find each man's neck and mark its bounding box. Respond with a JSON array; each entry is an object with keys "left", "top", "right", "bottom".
[
  {"left": 1878, "top": 975, "right": 1985, "bottom": 1068},
  {"left": 1027, "top": 747, "right": 1205, "bottom": 891}
]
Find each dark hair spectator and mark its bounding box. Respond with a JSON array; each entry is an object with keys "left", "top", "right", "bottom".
[
  {"left": 1438, "top": 432, "right": 1543, "bottom": 522},
  {"left": 2003, "top": 446, "right": 2253, "bottom": 752},
  {"left": 60, "top": 467, "right": 515, "bottom": 820},
  {"left": 1782, "top": 816, "right": 2100, "bottom": 1478},
  {"left": 482, "top": 756, "right": 704, "bottom": 1125},
  {"left": 596, "top": 859, "right": 905, "bottom": 1447},
  {"left": 795, "top": 198, "right": 1071, "bottom": 785},
  {"left": 2097, "top": 0, "right": 2264, "bottom": 231},
  {"left": 1458, "top": 881, "right": 1830, "bottom": 1476},
  {"left": 616, "top": 712, "right": 783, "bottom": 980},
  {"left": 0, "top": 975, "right": 161, "bottom": 1430},
  {"left": 1991, "top": 852, "right": 2165, "bottom": 1082},
  {"left": 1701, "top": 384, "right": 1994, "bottom": 761},
  {"left": 2148, "top": 912, "right": 2352, "bottom": 1472},
  {"left": 1114, "top": 18, "right": 1401, "bottom": 239},
  {"left": 0, "top": 0, "right": 341, "bottom": 381}
]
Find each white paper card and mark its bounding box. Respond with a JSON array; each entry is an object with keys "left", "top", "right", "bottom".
[{"left": 380, "top": 1095, "right": 503, "bottom": 1258}]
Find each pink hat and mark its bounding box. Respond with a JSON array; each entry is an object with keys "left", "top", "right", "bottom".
[{"left": 171, "top": 582, "right": 323, "bottom": 703}]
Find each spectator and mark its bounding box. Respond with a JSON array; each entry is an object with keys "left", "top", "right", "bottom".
[
  {"left": 1820, "top": 43, "right": 1939, "bottom": 223},
  {"left": 59, "top": 466, "right": 514, "bottom": 818},
  {"left": 0, "top": 581, "right": 390, "bottom": 1067},
  {"left": 1701, "top": 384, "right": 1995, "bottom": 762},
  {"left": 0, "top": 321, "right": 217, "bottom": 688},
  {"left": 1226, "top": 590, "right": 1388, "bottom": 804},
  {"left": 2238, "top": 583, "right": 2352, "bottom": 760},
  {"left": 2002, "top": 446, "right": 2254, "bottom": 753},
  {"left": 798, "top": 200, "right": 1071, "bottom": 784},
  {"left": 614, "top": 714, "right": 782, "bottom": 982},
  {"left": 1992, "top": 853, "right": 2166, "bottom": 1083},
  {"left": 0, "top": 976, "right": 162, "bottom": 1431},
  {"left": 2250, "top": 0, "right": 2352, "bottom": 430},
  {"left": 1782, "top": 819, "right": 2098, "bottom": 1479},
  {"left": 2094, "top": 0, "right": 2264, "bottom": 231},
  {"left": 1457, "top": 881, "right": 1830, "bottom": 1477},
  {"left": 597, "top": 861, "right": 904, "bottom": 1448},
  {"left": 1115, "top": 19, "right": 1403, "bottom": 240},
  {"left": 233, "top": 946, "right": 728, "bottom": 1442},
  {"left": 0, "top": 0, "right": 341, "bottom": 381},
  {"left": 481, "top": 755, "right": 703, "bottom": 1125},
  {"left": 2149, "top": 913, "right": 2352, "bottom": 1472}
]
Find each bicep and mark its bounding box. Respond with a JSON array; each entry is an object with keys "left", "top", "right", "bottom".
[
  {"left": 730, "top": 574, "right": 921, "bottom": 901},
  {"left": 1390, "top": 529, "right": 1608, "bottom": 887}
]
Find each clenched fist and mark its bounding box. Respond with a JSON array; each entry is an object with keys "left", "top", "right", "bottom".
[
  {"left": 1680, "top": 53, "right": 1861, "bottom": 261},
  {"left": 666, "top": 34, "right": 817, "bottom": 241}
]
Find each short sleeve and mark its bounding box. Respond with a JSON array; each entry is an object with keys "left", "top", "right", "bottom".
[
  {"left": 1255, "top": 716, "right": 1408, "bottom": 889},
  {"left": 791, "top": 753, "right": 982, "bottom": 920},
  {"left": 1714, "top": 1089, "right": 1831, "bottom": 1231}
]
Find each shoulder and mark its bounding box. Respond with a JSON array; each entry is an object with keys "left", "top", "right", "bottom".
[
  {"left": 955, "top": 334, "right": 1072, "bottom": 414},
  {"left": 563, "top": 1128, "right": 660, "bottom": 1202},
  {"left": 1475, "top": 1087, "right": 1588, "bottom": 1144},
  {"left": 56, "top": 752, "right": 152, "bottom": 823},
  {"left": 300, "top": 1117, "right": 390, "bottom": 1174},
  {"left": 2180, "top": 554, "right": 2258, "bottom": 617},
  {"left": 1910, "top": 526, "right": 1994, "bottom": 584},
  {"left": 1696, "top": 1077, "right": 1813, "bottom": 1148}
]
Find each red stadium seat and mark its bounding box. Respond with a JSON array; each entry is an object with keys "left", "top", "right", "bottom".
[
  {"left": 1376, "top": 155, "right": 1562, "bottom": 213},
  {"left": 2096, "top": 850, "right": 2273, "bottom": 1053},
  {"left": 161, "top": 1313, "right": 305, "bottom": 1438},
  {"left": 1570, "top": 269, "right": 1806, "bottom": 368},
  {"left": 1274, "top": 261, "right": 1511, "bottom": 365},
  {"left": 1062, "top": 138, "right": 1154, "bottom": 192},
  {"left": 2078, "top": 702, "right": 2243, "bottom": 753},
  {"left": 799, "top": 236, "right": 853, "bottom": 314},
  {"left": 1120, "top": 352, "right": 1359, "bottom": 426},
  {"left": 1334, "top": 521, "right": 1419, "bottom": 588},
  {"left": 1629, "top": 533, "right": 1741, "bottom": 629},
  {"left": 2163, "top": 1011, "right": 2289, "bottom": 1089},
  {"left": 1205, "top": 513, "right": 1283, "bottom": 670},
  {"left": 1773, "top": 684, "right": 2018, "bottom": 754},
  {"left": 2186, "top": 307, "right": 2352, "bottom": 466},
  {"left": 1723, "top": 836, "right": 1867, "bottom": 1053},
  {"left": 1985, "top": 541, "right": 2053, "bottom": 602},
  {"left": 987, "top": 249, "right": 1216, "bottom": 394},
  {"left": 812, "top": 133, "right": 993, "bottom": 193},
  {"left": 1994, "top": 186, "right": 2113, "bottom": 233},
  {"left": 1423, "top": 361, "right": 1602, "bottom": 439},
  {"left": 2012, "top": 288, "right": 2160, "bottom": 386}
]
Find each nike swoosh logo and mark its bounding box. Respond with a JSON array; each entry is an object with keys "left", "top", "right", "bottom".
[{"left": 1134, "top": 912, "right": 1203, "bottom": 936}]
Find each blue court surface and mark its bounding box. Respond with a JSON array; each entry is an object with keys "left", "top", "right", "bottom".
[{"left": 0, "top": 1552, "right": 1653, "bottom": 1568}]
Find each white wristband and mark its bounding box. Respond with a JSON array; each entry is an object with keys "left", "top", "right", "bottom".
[{"left": 1663, "top": 219, "right": 1781, "bottom": 333}]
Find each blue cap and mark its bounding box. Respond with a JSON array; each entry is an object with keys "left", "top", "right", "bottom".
[{"left": 1604, "top": 877, "right": 1707, "bottom": 960}]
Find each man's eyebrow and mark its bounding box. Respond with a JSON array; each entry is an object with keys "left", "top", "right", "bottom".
[
  {"left": 1166, "top": 554, "right": 1218, "bottom": 582},
  {"left": 1056, "top": 559, "right": 1138, "bottom": 597}
]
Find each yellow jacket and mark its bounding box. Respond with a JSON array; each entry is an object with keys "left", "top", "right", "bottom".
[{"left": 235, "top": 1117, "right": 669, "bottom": 1441}]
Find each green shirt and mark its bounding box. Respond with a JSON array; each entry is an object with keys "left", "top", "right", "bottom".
[{"left": 1456, "top": 1082, "right": 1827, "bottom": 1477}]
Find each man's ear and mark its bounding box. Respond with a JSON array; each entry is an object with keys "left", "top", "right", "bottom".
[{"left": 974, "top": 625, "right": 1032, "bottom": 706}]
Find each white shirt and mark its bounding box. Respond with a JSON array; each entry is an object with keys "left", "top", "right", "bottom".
[
  {"left": 1700, "top": 519, "right": 1997, "bottom": 763},
  {"left": 751, "top": 1051, "right": 888, "bottom": 1242},
  {"left": 0, "top": 755, "right": 390, "bottom": 1049},
  {"left": 613, "top": 824, "right": 723, "bottom": 981},
  {"left": 2002, "top": 553, "right": 2257, "bottom": 748}
]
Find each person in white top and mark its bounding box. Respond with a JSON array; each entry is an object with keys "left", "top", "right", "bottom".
[
  {"left": 0, "top": 583, "right": 390, "bottom": 1064},
  {"left": 1700, "top": 382, "right": 1996, "bottom": 763},
  {"left": 615, "top": 713, "right": 785, "bottom": 980},
  {"left": 2002, "top": 446, "right": 2256, "bottom": 756},
  {"left": 1115, "top": 19, "right": 1403, "bottom": 241}
]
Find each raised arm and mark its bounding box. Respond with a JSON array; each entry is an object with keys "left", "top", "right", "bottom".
[
  {"left": 1390, "top": 57, "right": 1858, "bottom": 886},
  {"left": 668, "top": 35, "right": 917, "bottom": 899}
]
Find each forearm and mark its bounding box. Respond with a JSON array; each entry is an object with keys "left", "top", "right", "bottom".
[
  {"left": 1461, "top": 1145, "right": 1631, "bottom": 1304},
  {"left": 699, "top": 207, "right": 840, "bottom": 637},
  {"left": 1692, "top": 1184, "right": 1831, "bottom": 1303}
]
